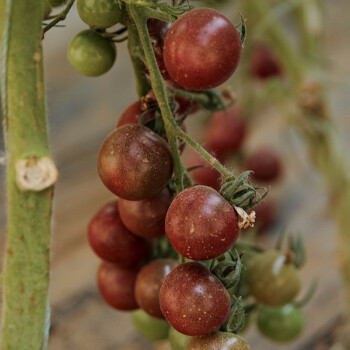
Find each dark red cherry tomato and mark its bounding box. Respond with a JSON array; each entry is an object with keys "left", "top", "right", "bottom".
[
  {"left": 258, "top": 304, "right": 305, "bottom": 342},
  {"left": 206, "top": 105, "right": 247, "bottom": 158},
  {"left": 116, "top": 101, "right": 154, "bottom": 128},
  {"left": 252, "top": 200, "right": 277, "bottom": 234},
  {"left": 165, "top": 186, "right": 239, "bottom": 260},
  {"left": 118, "top": 187, "right": 172, "bottom": 238},
  {"left": 247, "top": 250, "right": 301, "bottom": 306},
  {"left": 187, "top": 332, "right": 251, "bottom": 349},
  {"left": 186, "top": 151, "right": 224, "bottom": 191},
  {"left": 98, "top": 124, "right": 173, "bottom": 200},
  {"left": 251, "top": 45, "right": 282, "bottom": 80},
  {"left": 97, "top": 261, "right": 139, "bottom": 311},
  {"left": 88, "top": 201, "right": 151, "bottom": 265},
  {"left": 135, "top": 258, "right": 179, "bottom": 319},
  {"left": 159, "top": 262, "right": 231, "bottom": 336},
  {"left": 147, "top": 18, "right": 171, "bottom": 44},
  {"left": 245, "top": 147, "right": 282, "bottom": 183},
  {"left": 163, "top": 8, "right": 242, "bottom": 90}
]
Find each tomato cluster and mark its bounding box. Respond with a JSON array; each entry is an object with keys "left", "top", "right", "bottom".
[{"left": 71, "top": 3, "right": 308, "bottom": 349}]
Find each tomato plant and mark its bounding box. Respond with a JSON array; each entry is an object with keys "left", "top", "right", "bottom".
[
  {"left": 134, "top": 258, "right": 178, "bottom": 319},
  {"left": 159, "top": 262, "right": 231, "bottom": 336},
  {"left": 257, "top": 304, "right": 305, "bottom": 342},
  {"left": 68, "top": 30, "right": 116, "bottom": 77},
  {"left": 97, "top": 124, "right": 173, "bottom": 200},
  {"left": 165, "top": 186, "right": 239, "bottom": 260},
  {"left": 163, "top": 8, "right": 242, "bottom": 90},
  {"left": 88, "top": 201, "right": 151, "bottom": 265}
]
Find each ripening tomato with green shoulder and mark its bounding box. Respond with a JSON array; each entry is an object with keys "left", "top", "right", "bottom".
[
  {"left": 187, "top": 332, "right": 251, "bottom": 349},
  {"left": 131, "top": 309, "right": 170, "bottom": 341},
  {"left": 258, "top": 304, "right": 305, "bottom": 342},
  {"left": 247, "top": 250, "right": 301, "bottom": 306},
  {"left": 68, "top": 30, "right": 116, "bottom": 77}
]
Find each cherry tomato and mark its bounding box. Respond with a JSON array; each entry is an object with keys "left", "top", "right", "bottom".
[
  {"left": 245, "top": 147, "right": 282, "bottom": 183},
  {"left": 147, "top": 18, "right": 171, "bottom": 44},
  {"left": 206, "top": 105, "right": 247, "bottom": 158},
  {"left": 165, "top": 186, "right": 239, "bottom": 260},
  {"left": 250, "top": 200, "right": 277, "bottom": 234},
  {"left": 247, "top": 250, "right": 301, "bottom": 306},
  {"left": 68, "top": 30, "right": 116, "bottom": 77},
  {"left": 98, "top": 124, "right": 173, "bottom": 200},
  {"left": 168, "top": 326, "right": 190, "bottom": 350},
  {"left": 163, "top": 8, "right": 242, "bottom": 90},
  {"left": 97, "top": 262, "right": 139, "bottom": 311},
  {"left": 77, "top": 0, "right": 125, "bottom": 28},
  {"left": 131, "top": 309, "right": 170, "bottom": 341},
  {"left": 251, "top": 45, "right": 282, "bottom": 80},
  {"left": 187, "top": 332, "right": 251, "bottom": 349},
  {"left": 119, "top": 187, "right": 172, "bottom": 238},
  {"left": 116, "top": 101, "right": 154, "bottom": 128},
  {"left": 258, "top": 304, "right": 305, "bottom": 342},
  {"left": 186, "top": 151, "right": 224, "bottom": 191},
  {"left": 159, "top": 262, "right": 231, "bottom": 336},
  {"left": 88, "top": 201, "right": 151, "bottom": 266},
  {"left": 135, "top": 259, "right": 179, "bottom": 319}
]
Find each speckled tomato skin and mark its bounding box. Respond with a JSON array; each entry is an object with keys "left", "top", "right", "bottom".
[
  {"left": 97, "top": 262, "right": 139, "bottom": 311},
  {"left": 119, "top": 188, "right": 172, "bottom": 238},
  {"left": 247, "top": 250, "right": 301, "bottom": 306},
  {"left": 135, "top": 259, "right": 179, "bottom": 319},
  {"left": 116, "top": 101, "right": 155, "bottom": 128},
  {"left": 98, "top": 124, "right": 173, "bottom": 200},
  {"left": 245, "top": 147, "right": 282, "bottom": 183},
  {"left": 165, "top": 186, "right": 239, "bottom": 260},
  {"left": 163, "top": 8, "right": 242, "bottom": 90},
  {"left": 187, "top": 331, "right": 251, "bottom": 349},
  {"left": 159, "top": 262, "right": 231, "bottom": 336},
  {"left": 206, "top": 105, "right": 247, "bottom": 158},
  {"left": 88, "top": 201, "right": 151, "bottom": 266}
]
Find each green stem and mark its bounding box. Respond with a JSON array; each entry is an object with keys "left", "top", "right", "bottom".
[
  {"left": 127, "top": 14, "right": 151, "bottom": 98},
  {"left": 1, "top": 1, "right": 54, "bottom": 349},
  {"left": 43, "top": 0, "right": 75, "bottom": 35}
]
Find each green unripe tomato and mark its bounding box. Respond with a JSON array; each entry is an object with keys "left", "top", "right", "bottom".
[
  {"left": 50, "top": 0, "right": 66, "bottom": 7},
  {"left": 77, "top": 0, "right": 126, "bottom": 28},
  {"left": 68, "top": 30, "right": 116, "bottom": 77},
  {"left": 168, "top": 327, "right": 190, "bottom": 350},
  {"left": 247, "top": 250, "right": 301, "bottom": 306},
  {"left": 257, "top": 304, "right": 305, "bottom": 342},
  {"left": 131, "top": 309, "right": 170, "bottom": 342}
]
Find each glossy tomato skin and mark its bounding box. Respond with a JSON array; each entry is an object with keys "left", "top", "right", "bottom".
[
  {"left": 252, "top": 45, "right": 282, "bottom": 80},
  {"left": 187, "top": 332, "right": 251, "bottom": 350},
  {"left": 135, "top": 258, "right": 179, "bottom": 319},
  {"left": 98, "top": 124, "right": 173, "bottom": 200},
  {"left": 77, "top": 0, "right": 125, "bottom": 28},
  {"left": 97, "top": 262, "right": 139, "bottom": 311},
  {"left": 245, "top": 147, "right": 282, "bottom": 183},
  {"left": 206, "top": 105, "right": 247, "bottom": 158},
  {"left": 88, "top": 201, "right": 151, "bottom": 265},
  {"left": 119, "top": 187, "right": 172, "bottom": 238},
  {"left": 168, "top": 326, "right": 190, "bottom": 350},
  {"left": 163, "top": 8, "right": 242, "bottom": 90},
  {"left": 165, "top": 186, "right": 239, "bottom": 260},
  {"left": 68, "top": 30, "right": 116, "bottom": 77},
  {"left": 159, "top": 262, "right": 231, "bottom": 336},
  {"left": 131, "top": 309, "right": 170, "bottom": 341},
  {"left": 186, "top": 152, "right": 224, "bottom": 191},
  {"left": 258, "top": 304, "right": 305, "bottom": 342},
  {"left": 247, "top": 250, "right": 301, "bottom": 306}
]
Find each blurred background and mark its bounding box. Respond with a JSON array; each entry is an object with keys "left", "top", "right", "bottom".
[{"left": 1, "top": 0, "right": 350, "bottom": 349}]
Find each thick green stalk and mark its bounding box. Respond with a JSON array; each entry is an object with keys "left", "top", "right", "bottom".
[{"left": 1, "top": 1, "right": 54, "bottom": 349}]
